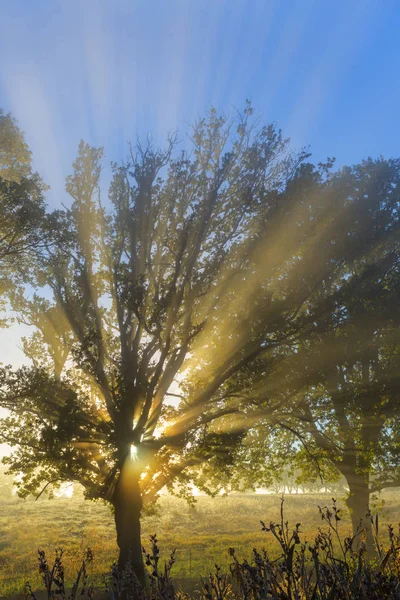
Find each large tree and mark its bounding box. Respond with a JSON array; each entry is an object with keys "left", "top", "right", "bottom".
[
  {"left": 227, "top": 158, "right": 400, "bottom": 545},
  {"left": 1, "top": 108, "right": 395, "bottom": 579}
]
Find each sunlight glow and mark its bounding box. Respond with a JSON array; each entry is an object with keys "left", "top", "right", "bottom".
[
  {"left": 130, "top": 443, "right": 138, "bottom": 460},
  {"left": 153, "top": 423, "right": 169, "bottom": 439},
  {"left": 55, "top": 482, "right": 74, "bottom": 498}
]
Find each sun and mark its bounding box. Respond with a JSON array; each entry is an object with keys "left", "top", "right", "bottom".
[{"left": 130, "top": 443, "right": 138, "bottom": 460}]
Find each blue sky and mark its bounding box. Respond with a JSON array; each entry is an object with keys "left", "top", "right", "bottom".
[
  {"left": 0, "top": 0, "right": 399, "bottom": 368},
  {"left": 0, "top": 0, "right": 399, "bottom": 453},
  {"left": 0, "top": 0, "right": 399, "bottom": 208}
]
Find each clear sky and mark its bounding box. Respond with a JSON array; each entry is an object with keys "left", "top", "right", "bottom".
[
  {"left": 0, "top": 0, "right": 399, "bottom": 207},
  {"left": 0, "top": 0, "right": 399, "bottom": 367}
]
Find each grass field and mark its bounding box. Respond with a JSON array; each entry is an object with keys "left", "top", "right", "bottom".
[{"left": 1, "top": 491, "right": 400, "bottom": 598}]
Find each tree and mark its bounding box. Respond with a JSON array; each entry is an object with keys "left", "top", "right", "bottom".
[
  {"left": 0, "top": 109, "right": 32, "bottom": 182},
  {"left": 0, "top": 110, "right": 47, "bottom": 320},
  {"left": 1, "top": 107, "right": 394, "bottom": 580},
  {"left": 231, "top": 158, "right": 400, "bottom": 546}
]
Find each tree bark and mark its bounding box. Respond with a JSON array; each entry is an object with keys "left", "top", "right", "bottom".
[
  {"left": 345, "top": 473, "right": 374, "bottom": 554},
  {"left": 112, "top": 464, "right": 145, "bottom": 584}
]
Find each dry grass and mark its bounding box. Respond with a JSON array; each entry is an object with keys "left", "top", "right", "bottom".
[{"left": 0, "top": 491, "right": 399, "bottom": 598}]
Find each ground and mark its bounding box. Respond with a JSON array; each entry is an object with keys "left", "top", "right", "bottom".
[{"left": 0, "top": 491, "right": 399, "bottom": 598}]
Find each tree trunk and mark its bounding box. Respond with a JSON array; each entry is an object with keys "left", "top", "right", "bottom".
[
  {"left": 113, "top": 464, "right": 145, "bottom": 584},
  {"left": 346, "top": 474, "right": 374, "bottom": 554}
]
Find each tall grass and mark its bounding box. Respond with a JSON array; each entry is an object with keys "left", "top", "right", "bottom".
[{"left": 23, "top": 499, "right": 400, "bottom": 600}]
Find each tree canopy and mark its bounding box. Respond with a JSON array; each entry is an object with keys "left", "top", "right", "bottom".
[
  {"left": 1, "top": 106, "right": 399, "bottom": 575},
  {"left": 221, "top": 157, "right": 400, "bottom": 547},
  {"left": 0, "top": 110, "right": 47, "bottom": 322}
]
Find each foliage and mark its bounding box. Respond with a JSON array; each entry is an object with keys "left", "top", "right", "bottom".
[
  {"left": 0, "top": 109, "right": 31, "bottom": 183},
  {"left": 218, "top": 157, "right": 400, "bottom": 533},
  {"left": 0, "top": 109, "right": 48, "bottom": 325},
  {"left": 0, "top": 106, "right": 299, "bottom": 500},
  {"left": 0, "top": 104, "right": 317, "bottom": 575}
]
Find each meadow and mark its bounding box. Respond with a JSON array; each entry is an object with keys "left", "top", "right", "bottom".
[{"left": 1, "top": 490, "right": 400, "bottom": 598}]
